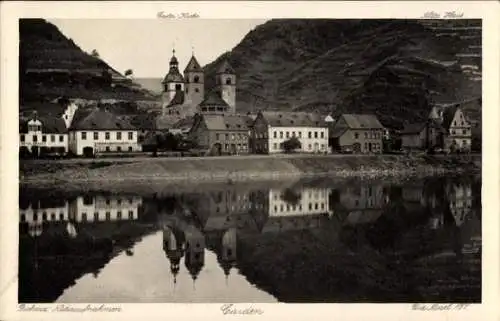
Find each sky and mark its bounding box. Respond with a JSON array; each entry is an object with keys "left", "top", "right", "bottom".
[{"left": 50, "top": 19, "right": 268, "bottom": 78}]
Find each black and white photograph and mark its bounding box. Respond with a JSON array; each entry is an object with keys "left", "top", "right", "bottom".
[{"left": 1, "top": 1, "right": 499, "bottom": 319}]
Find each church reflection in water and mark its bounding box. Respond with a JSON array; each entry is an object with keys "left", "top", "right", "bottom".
[{"left": 19, "top": 176, "right": 481, "bottom": 303}]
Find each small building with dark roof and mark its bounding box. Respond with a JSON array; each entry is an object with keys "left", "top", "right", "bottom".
[
  {"left": 329, "top": 114, "right": 385, "bottom": 154},
  {"left": 188, "top": 113, "right": 252, "bottom": 155},
  {"left": 68, "top": 107, "right": 140, "bottom": 156}
]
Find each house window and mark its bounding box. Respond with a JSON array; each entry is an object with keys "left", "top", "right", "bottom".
[
  {"left": 273, "top": 131, "right": 277, "bottom": 138},
  {"left": 94, "top": 212, "right": 99, "bottom": 221},
  {"left": 314, "top": 132, "right": 318, "bottom": 138},
  {"left": 308, "top": 132, "right": 312, "bottom": 138},
  {"left": 59, "top": 135, "right": 64, "bottom": 142},
  {"left": 354, "top": 132, "right": 359, "bottom": 139},
  {"left": 59, "top": 213, "right": 64, "bottom": 220},
  {"left": 82, "top": 213, "right": 87, "bottom": 222},
  {"left": 117, "top": 132, "right": 122, "bottom": 140},
  {"left": 195, "top": 88, "right": 200, "bottom": 93},
  {"left": 128, "top": 132, "right": 133, "bottom": 140},
  {"left": 463, "top": 140, "right": 467, "bottom": 145},
  {"left": 225, "top": 133, "right": 229, "bottom": 140},
  {"left": 33, "top": 135, "right": 37, "bottom": 142},
  {"left": 286, "top": 132, "right": 289, "bottom": 138},
  {"left": 129, "top": 211, "right": 134, "bottom": 219},
  {"left": 216, "top": 133, "right": 220, "bottom": 140},
  {"left": 51, "top": 135, "right": 55, "bottom": 142},
  {"left": 299, "top": 132, "right": 302, "bottom": 138},
  {"left": 105, "top": 132, "right": 110, "bottom": 140},
  {"left": 225, "top": 144, "right": 229, "bottom": 150},
  {"left": 364, "top": 132, "right": 368, "bottom": 138},
  {"left": 292, "top": 131, "right": 296, "bottom": 137},
  {"left": 451, "top": 130, "right": 455, "bottom": 135},
  {"left": 128, "top": 146, "right": 133, "bottom": 152},
  {"left": 106, "top": 146, "right": 110, "bottom": 152},
  {"left": 81, "top": 132, "right": 86, "bottom": 140},
  {"left": 320, "top": 132, "right": 324, "bottom": 139},
  {"left": 42, "top": 135, "right": 47, "bottom": 142},
  {"left": 226, "top": 78, "right": 232, "bottom": 85},
  {"left": 463, "top": 129, "right": 467, "bottom": 135},
  {"left": 280, "top": 131, "right": 283, "bottom": 138},
  {"left": 117, "top": 211, "right": 122, "bottom": 219},
  {"left": 273, "top": 143, "right": 278, "bottom": 150},
  {"left": 117, "top": 146, "right": 122, "bottom": 152},
  {"left": 308, "top": 144, "right": 312, "bottom": 150},
  {"left": 20, "top": 135, "right": 25, "bottom": 142},
  {"left": 105, "top": 212, "right": 111, "bottom": 221}
]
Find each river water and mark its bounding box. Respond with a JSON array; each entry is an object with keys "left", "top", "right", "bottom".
[{"left": 18, "top": 175, "right": 481, "bottom": 303}]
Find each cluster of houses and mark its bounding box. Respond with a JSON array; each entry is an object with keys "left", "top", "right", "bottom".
[{"left": 19, "top": 50, "right": 476, "bottom": 158}]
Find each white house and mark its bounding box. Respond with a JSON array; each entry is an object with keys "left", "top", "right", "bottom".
[
  {"left": 68, "top": 195, "right": 142, "bottom": 223},
  {"left": 19, "top": 113, "right": 69, "bottom": 156},
  {"left": 19, "top": 200, "right": 70, "bottom": 237},
  {"left": 252, "top": 111, "right": 329, "bottom": 154},
  {"left": 268, "top": 187, "right": 331, "bottom": 217},
  {"left": 69, "top": 107, "right": 141, "bottom": 156}
]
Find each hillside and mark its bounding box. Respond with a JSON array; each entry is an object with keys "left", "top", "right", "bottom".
[
  {"left": 204, "top": 19, "right": 481, "bottom": 129},
  {"left": 19, "top": 19, "right": 159, "bottom": 115}
]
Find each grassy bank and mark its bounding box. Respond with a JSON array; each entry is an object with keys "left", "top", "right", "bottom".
[{"left": 20, "top": 154, "right": 481, "bottom": 190}]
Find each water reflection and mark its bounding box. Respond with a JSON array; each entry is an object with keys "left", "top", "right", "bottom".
[{"left": 19, "top": 176, "right": 481, "bottom": 303}]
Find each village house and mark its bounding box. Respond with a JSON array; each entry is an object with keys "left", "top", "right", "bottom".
[
  {"left": 188, "top": 113, "right": 253, "bottom": 155},
  {"left": 329, "top": 114, "right": 385, "bottom": 154},
  {"left": 401, "top": 103, "right": 472, "bottom": 152},
  {"left": 19, "top": 112, "right": 68, "bottom": 157},
  {"left": 68, "top": 107, "right": 141, "bottom": 156},
  {"left": 251, "top": 111, "right": 329, "bottom": 154}
]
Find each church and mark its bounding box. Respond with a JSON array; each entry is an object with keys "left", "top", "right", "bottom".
[{"left": 160, "top": 49, "right": 237, "bottom": 119}]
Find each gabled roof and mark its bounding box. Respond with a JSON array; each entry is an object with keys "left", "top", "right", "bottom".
[
  {"left": 400, "top": 122, "right": 427, "bottom": 135},
  {"left": 167, "top": 91, "right": 185, "bottom": 107},
  {"left": 19, "top": 116, "right": 67, "bottom": 134},
  {"left": 184, "top": 55, "right": 202, "bottom": 73},
  {"left": 217, "top": 60, "right": 235, "bottom": 74},
  {"left": 340, "top": 114, "right": 384, "bottom": 129},
  {"left": 200, "top": 114, "right": 251, "bottom": 131},
  {"left": 259, "top": 111, "right": 328, "bottom": 128},
  {"left": 198, "top": 90, "right": 229, "bottom": 108},
  {"left": 442, "top": 106, "right": 459, "bottom": 129},
  {"left": 70, "top": 108, "right": 136, "bottom": 131}
]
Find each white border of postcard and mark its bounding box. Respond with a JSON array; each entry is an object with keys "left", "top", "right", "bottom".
[{"left": 1, "top": 1, "right": 499, "bottom": 321}]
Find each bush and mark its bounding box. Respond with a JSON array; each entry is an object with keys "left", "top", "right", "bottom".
[{"left": 281, "top": 137, "right": 301, "bottom": 153}]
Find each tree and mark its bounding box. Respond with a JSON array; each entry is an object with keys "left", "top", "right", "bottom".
[
  {"left": 124, "top": 69, "right": 133, "bottom": 77},
  {"left": 280, "top": 188, "right": 302, "bottom": 206},
  {"left": 91, "top": 49, "right": 100, "bottom": 58},
  {"left": 281, "top": 136, "right": 301, "bottom": 153}
]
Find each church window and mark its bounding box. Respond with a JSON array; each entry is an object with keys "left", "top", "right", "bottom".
[
  {"left": 226, "top": 78, "right": 232, "bottom": 85},
  {"left": 194, "top": 76, "right": 200, "bottom": 83}
]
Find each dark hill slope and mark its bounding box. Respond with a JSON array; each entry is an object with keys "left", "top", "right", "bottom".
[
  {"left": 204, "top": 19, "right": 481, "bottom": 129},
  {"left": 19, "top": 19, "right": 157, "bottom": 108}
]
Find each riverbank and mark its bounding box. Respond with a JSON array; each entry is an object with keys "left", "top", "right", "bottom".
[{"left": 19, "top": 154, "right": 481, "bottom": 191}]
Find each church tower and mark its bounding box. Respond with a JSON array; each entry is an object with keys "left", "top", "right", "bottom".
[
  {"left": 183, "top": 53, "right": 204, "bottom": 107},
  {"left": 161, "top": 49, "right": 185, "bottom": 113},
  {"left": 216, "top": 60, "right": 236, "bottom": 113}
]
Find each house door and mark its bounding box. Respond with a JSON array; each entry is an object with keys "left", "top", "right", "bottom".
[
  {"left": 230, "top": 144, "right": 237, "bottom": 155},
  {"left": 83, "top": 147, "right": 94, "bottom": 158},
  {"left": 213, "top": 143, "right": 222, "bottom": 156}
]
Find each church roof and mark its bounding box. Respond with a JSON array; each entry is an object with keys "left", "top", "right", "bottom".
[
  {"left": 167, "top": 91, "right": 185, "bottom": 107},
  {"left": 198, "top": 90, "right": 229, "bottom": 108},
  {"left": 162, "top": 67, "right": 184, "bottom": 84},
  {"left": 217, "top": 60, "right": 235, "bottom": 74},
  {"left": 70, "top": 108, "right": 136, "bottom": 131},
  {"left": 184, "top": 55, "right": 202, "bottom": 73}
]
